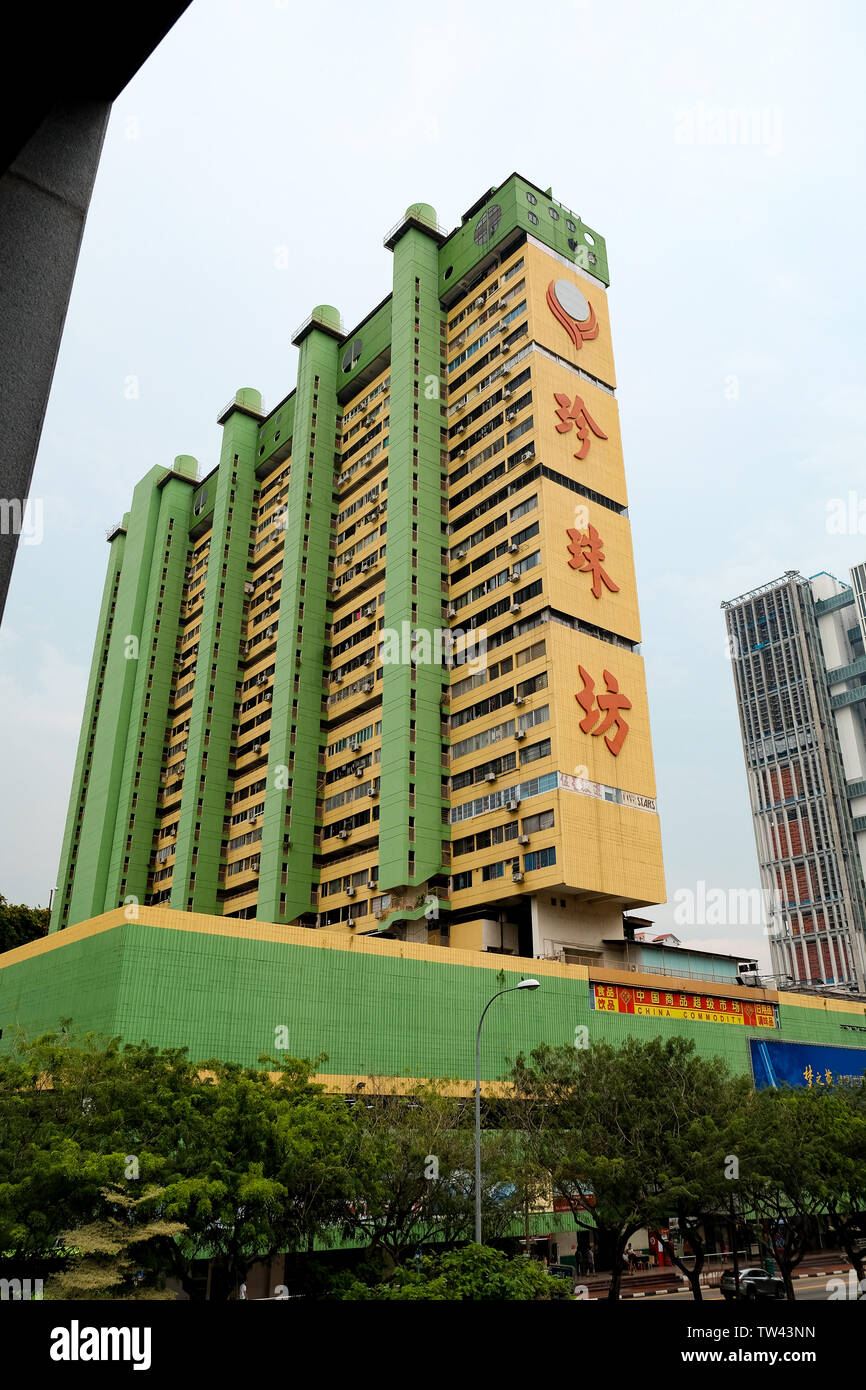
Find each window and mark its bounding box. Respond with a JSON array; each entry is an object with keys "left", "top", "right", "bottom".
[
  {"left": 520, "top": 738, "right": 551, "bottom": 765},
  {"left": 517, "top": 639, "right": 546, "bottom": 666},
  {"left": 522, "top": 809, "right": 555, "bottom": 835},
  {"left": 526, "top": 191, "right": 537, "bottom": 205},
  {"left": 566, "top": 219, "right": 576, "bottom": 233},
  {"left": 509, "top": 494, "right": 538, "bottom": 523},
  {"left": 517, "top": 671, "right": 549, "bottom": 700},
  {"left": 525, "top": 847, "right": 556, "bottom": 871},
  {"left": 482, "top": 861, "right": 504, "bottom": 881},
  {"left": 527, "top": 212, "right": 538, "bottom": 225},
  {"left": 452, "top": 870, "right": 473, "bottom": 891},
  {"left": 549, "top": 207, "right": 559, "bottom": 220}
]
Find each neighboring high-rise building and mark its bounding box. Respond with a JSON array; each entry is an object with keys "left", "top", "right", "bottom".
[
  {"left": 50, "top": 173, "right": 665, "bottom": 966},
  {"left": 723, "top": 569, "right": 866, "bottom": 993}
]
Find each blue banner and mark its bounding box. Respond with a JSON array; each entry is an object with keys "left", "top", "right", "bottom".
[{"left": 750, "top": 1037, "right": 866, "bottom": 1089}]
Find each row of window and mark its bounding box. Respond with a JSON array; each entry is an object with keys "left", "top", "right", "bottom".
[{"left": 452, "top": 846, "right": 557, "bottom": 890}]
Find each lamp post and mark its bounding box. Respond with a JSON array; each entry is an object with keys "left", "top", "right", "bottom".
[{"left": 474, "top": 978, "right": 540, "bottom": 1245}]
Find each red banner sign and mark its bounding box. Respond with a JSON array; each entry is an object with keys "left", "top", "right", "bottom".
[{"left": 592, "top": 983, "right": 777, "bottom": 1028}]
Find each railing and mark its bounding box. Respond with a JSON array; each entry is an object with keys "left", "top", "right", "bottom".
[
  {"left": 383, "top": 211, "right": 449, "bottom": 245},
  {"left": 219, "top": 393, "right": 266, "bottom": 420}
]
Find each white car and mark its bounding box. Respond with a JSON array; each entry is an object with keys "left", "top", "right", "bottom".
[{"left": 719, "top": 1266, "right": 786, "bottom": 1301}]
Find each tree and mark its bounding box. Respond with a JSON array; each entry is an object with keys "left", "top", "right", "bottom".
[
  {"left": 0, "top": 1030, "right": 203, "bottom": 1264},
  {"left": 157, "top": 1054, "right": 357, "bottom": 1299},
  {"left": 337, "top": 1243, "right": 571, "bottom": 1300},
  {"left": 737, "top": 1087, "right": 831, "bottom": 1299},
  {"left": 511, "top": 1040, "right": 649, "bottom": 1300},
  {"left": 0, "top": 893, "right": 49, "bottom": 954},
  {"left": 821, "top": 1085, "right": 866, "bottom": 1286},
  {"left": 636, "top": 1042, "right": 753, "bottom": 1301},
  {"left": 46, "top": 1185, "right": 185, "bottom": 1300},
  {"left": 510, "top": 1036, "right": 755, "bottom": 1300},
  {"left": 341, "top": 1079, "right": 518, "bottom": 1266},
  {"left": 0, "top": 1032, "right": 357, "bottom": 1299},
  {"left": 737, "top": 1084, "right": 866, "bottom": 1297}
]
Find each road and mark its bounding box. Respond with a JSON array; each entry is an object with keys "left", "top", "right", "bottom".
[{"left": 633, "top": 1273, "right": 856, "bottom": 1302}]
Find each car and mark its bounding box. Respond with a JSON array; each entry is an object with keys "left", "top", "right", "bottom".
[{"left": 719, "top": 1266, "right": 786, "bottom": 1301}]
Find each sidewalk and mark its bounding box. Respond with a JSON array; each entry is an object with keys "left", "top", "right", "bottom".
[{"left": 582, "top": 1250, "right": 854, "bottom": 1299}]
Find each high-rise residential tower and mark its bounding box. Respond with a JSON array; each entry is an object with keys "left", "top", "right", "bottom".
[
  {"left": 50, "top": 174, "right": 665, "bottom": 967},
  {"left": 723, "top": 569, "right": 866, "bottom": 992}
]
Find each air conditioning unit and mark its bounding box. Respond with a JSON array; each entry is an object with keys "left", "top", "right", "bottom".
[
  {"left": 265, "top": 691, "right": 273, "bottom": 702},
  {"left": 253, "top": 743, "right": 262, "bottom": 753},
  {"left": 364, "top": 604, "right": 376, "bottom": 617},
  {"left": 510, "top": 570, "right": 520, "bottom": 582},
  {"left": 244, "top": 581, "right": 255, "bottom": 595},
  {"left": 503, "top": 388, "right": 512, "bottom": 399},
  {"left": 456, "top": 548, "right": 468, "bottom": 559},
  {"left": 457, "top": 424, "right": 466, "bottom": 435},
  {"left": 457, "top": 448, "right": 467, "bottom": 459},
  {"left": 364, "top": 653, "right": 374, "bottom": 665},
  {"left": 515, "top": 729, "right": 526, "bottom": 740},
  {"left": 249, "top": 815, "right": 258, "bottom": 825},
  {"left": 369, "top": 786, "right": 378, "bottom": 798},
  {"left": 514, "top": 695, "right": 525, "bottom": 706},
  {"left": 511, "top": 871, "right": 524, "bottom": 883},
  {"left": 346, "top": 886, "right": 356, "bottom": 898},
  {"left": 347, "top": 918, "right": 356, "bottom": 929},
  {"left": 485, "top": 772, "right": 497, "bottom": 784},
  {"left": 474, "top": 296, "right": 484, "bottom": 308},
  {"left": 508, "top": 542, "right": 520, "bottom": 554},
  {"left": 506, "top": 798, "right": 520, "bottom": 812},
  {"left": 265, "top": 627, "right": 274, "bottom": 638},
  {"left": 332, "top": 672, "right": 343, "bottom": 685},
  {"left": 501, "top": 342, "right": 511, "bottom": 354},
  {"left": 500, "top": 363, "right": 512, "bottom": 376},
  {"left": 509, "top": 603, "right": 521, "bottom": 615},
  {"left": 257, "top": 674, "right": 266, "bottom": 685},
  {"left": 506, "top": 411, "right": 516, "bottom": 422},
  {"left": 355, "top": 767, "right": 364, "bottom": 778},
  {"left": 338, "top": 830, "right": 349, "bottom": 840},
  {"left": 518, "top": 834, "right": 530, "bottom": 846},
  {"left": 361, "top": 681, "right": 374, "bottom": 693},
  {"left": 367, "top": 879, "right": 377, "bottom": 890},
  {"left": 349, "top": 741, "right": 361, "bottom": 753},
  {"left": 447, "top": 607, "right": 457, "bottom": 619}
]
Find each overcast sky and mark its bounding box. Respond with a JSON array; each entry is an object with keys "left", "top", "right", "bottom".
[{"left": 2, "top": 0, "right": 865, "bottom": 968}]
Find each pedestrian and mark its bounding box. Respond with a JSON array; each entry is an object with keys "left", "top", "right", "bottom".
[
  {"left": 587, "top": 1246, "right": 595, "bottom": 1275},
  {"left": 625, "top": 1242, "right": 635, "bottom": 1273}
]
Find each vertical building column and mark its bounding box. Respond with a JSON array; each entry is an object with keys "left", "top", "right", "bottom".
[
  {"left": 50, "top": 525, "right": 127, "bottom": 931},
  {"left": 258, "top": 308, "right": 342, "bottom": 924},
  {"left": 103, "top": 459, "right": 197, "bottom": 912},
  {"left": 379, "top": 208, "right": 446, "bottom": 891},
  {"left": 170, "top": 393, "right": 261, "bottom": 914},
  {"left": 63, "top": 468, "right": 168, "bottom": 926}
]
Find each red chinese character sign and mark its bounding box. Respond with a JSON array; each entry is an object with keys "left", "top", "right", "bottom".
[
  {"left": 566, "top": 524, "right": 619, "bottom": 600},
  {"left": 554, "top": 392, "right": 607, "bottom": 459},
  {"left": 592, "top": 983, "right": 778, "bottom": 1029},
  {"left": 576, "top": 666, "right": 631, "bottom": 756},
  {"left": 546, "top": 278, "right": 599, "bottom": 350}
]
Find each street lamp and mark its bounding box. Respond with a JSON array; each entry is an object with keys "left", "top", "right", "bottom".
[{"left": 474, "top": 978, "right": 540, "bottom": 1245}]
